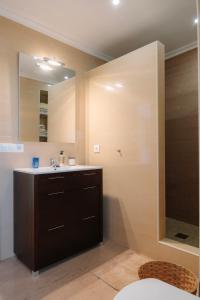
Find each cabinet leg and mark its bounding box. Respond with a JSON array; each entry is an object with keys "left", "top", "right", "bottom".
[{"left": 32, "top": 271, "right": 39, "bottom": 277}]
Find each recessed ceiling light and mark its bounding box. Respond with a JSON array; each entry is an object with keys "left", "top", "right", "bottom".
[
  {"left": 48, "top": 59, "right": 62, "bottom": 66},
  {"left": 37, "top": 63, "right": 53, "bottom": 71},
  {"left": 64, "top": 76, "right": 69, "bottom": 80},
  {"left": 112, "top": 0, "right": 120, "bottom": 6},
  {"left": 194, "top": 18, "right": 198, "bottom": 24}
]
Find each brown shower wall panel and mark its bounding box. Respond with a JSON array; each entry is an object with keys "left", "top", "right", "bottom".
[{"left": 165, "top": 49, "right": 199, "bottom": 226}]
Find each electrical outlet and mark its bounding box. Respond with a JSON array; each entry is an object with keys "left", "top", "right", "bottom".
[{"left": 0, "top": 143, "right": 24, "bottom": 153}]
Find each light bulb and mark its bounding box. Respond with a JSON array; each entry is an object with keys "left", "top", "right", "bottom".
[
  {"left": 112, "top": 0, "right": 120, "bottom": 6},
  {"left": 105, "top": 85, "right": 114, "bottom": 91},
  {"left": 48, "top": 59, "right": 62, "bottom": 66},
  {"left": 37, "top": 63, "right": 53, "bottom": 71},
  {"left": 115, "top": 83, "right": 123, "bottom": 88}
]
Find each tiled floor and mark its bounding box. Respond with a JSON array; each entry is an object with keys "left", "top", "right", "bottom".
[
  {"left": 166, "top": 218, "right": 199, "bottom": 248},
  {"left": 0, "top": 242, "right": 151, "bottom": 300}
]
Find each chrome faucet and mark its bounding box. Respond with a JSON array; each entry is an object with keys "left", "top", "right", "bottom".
[{"left": 50, "top": 158, "right": 59, "bottom": 169}]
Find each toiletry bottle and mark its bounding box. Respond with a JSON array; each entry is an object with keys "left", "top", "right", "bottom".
[
  {"left": 68, "top": 156, "right": 76, "bottom": 166},
  {"left": 59, "top": 150, "right": 65, "bottom": 167},
  {"left": 32, "top": 157, "right": 40, "bottom": 168}
]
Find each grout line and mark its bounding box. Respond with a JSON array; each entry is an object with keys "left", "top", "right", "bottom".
[{"left": 91, "top": 271, "right": 119, "bottom": 292}]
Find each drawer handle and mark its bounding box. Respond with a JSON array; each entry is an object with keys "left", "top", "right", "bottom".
[
  {"left": 48, "top": 176, "right": 64, "bottom": 180},
  {"left": 48, "top": 191, "right": 64, "bottom": 196},
  {"left": 83, "top": 173, "right": 97, "bottom": 176},
  {"left": 82, "top": 216, "right": 96, "bottom": 221},
  {"left": 48, "top": 225, "right": 64, "bottom": 232},
  {"left": 83, "top": 186, "right": 96, "bottom": 190}
]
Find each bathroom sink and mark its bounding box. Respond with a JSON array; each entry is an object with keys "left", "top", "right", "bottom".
[{"left": 14, "top": 165, "right": 102, "bottom": 175}]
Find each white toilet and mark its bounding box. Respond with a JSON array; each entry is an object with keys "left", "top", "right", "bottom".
[{"left": 114, "top": 279, "right": 198, "bottom": 300}]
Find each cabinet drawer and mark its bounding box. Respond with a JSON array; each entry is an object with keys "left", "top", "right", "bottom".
[
  {"left": 65, "top": 170, "right": 102, "bottom": 190},
  {"left": 65, "top": 187, "right": 101, "bottom": 221},
  {"left": 38, "top": 174, "right": 65, "bottom": 195},
  {"left": 78, "top": 216, "right": 102, "bottom": 249},
  {"left": 38, "top": 193, "right": 65, "bottom": 231},
  {"left": 80, "top": 187, "right": 101, "bottom": 219},
  {"left": 38, "top": 226, "right": 67, "bottom": 268}
]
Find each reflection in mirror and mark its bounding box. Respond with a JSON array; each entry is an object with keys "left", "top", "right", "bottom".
[
  {"left": 19, "top": 53, "right": 76, "bottom": 143},
  {"left": 164, "top": 1, "right": 198, "bottom": 248}
]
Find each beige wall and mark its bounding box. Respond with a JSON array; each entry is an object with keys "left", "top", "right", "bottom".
[
  {"left": 0, "top": 16, "right": 104, "bottom": 259},
  {"left": 85, "top": 42, "right": 198, "bottom": 274},
  {"left": 20, "top": 77, "right": 48, "bottom": 142},
  {"left": 48, "top": 78, "right": 76, "bottom": 143}
]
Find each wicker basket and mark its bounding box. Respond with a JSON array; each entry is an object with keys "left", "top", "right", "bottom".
[{"left": 138, "top": 261, "right": 198, "bottom": 295}]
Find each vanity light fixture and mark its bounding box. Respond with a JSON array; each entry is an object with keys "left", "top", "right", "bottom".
[
  {"left": 37, "top": 62, "right": 53, "bottom": 71},
  {"left": 34, "top": 56, "right": 64, "bottom": 69},
  {"left": 194, "top": 18, "right": 198, "bottom": 24},
  {"left": 105, "top": 85, "right": 115, "bottom": 91},
  {"left": 33, "top": 56, "right": 43, "bottom": 60},
  {"left": 115, "top": 83, "right": 123, "bottom": 88},
  {"left": 112, "top": 0, "right": 120, "bottom": 6},
  {"left": 48, "top": 59, "right": 62, "bottom": 67}
]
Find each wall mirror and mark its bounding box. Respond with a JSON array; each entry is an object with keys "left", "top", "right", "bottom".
[{"left": 19, "top": 53, "right": 76, "bottom": 143}]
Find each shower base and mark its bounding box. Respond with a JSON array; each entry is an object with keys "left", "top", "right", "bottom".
[{"left": 166, "top": 218, "right": 199, "bottom": 248}]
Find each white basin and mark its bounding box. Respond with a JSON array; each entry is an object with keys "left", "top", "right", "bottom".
[{"left": 14, "top": 165, "right": 102, "bottom": 175}]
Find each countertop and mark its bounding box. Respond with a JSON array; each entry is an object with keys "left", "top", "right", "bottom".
[{"left": 14, "top": 165, "right": 102, "bottom": 175}]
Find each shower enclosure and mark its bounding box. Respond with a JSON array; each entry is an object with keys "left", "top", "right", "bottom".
[{"left": 165, "top": 47, "right": 199, "bottom": 248}]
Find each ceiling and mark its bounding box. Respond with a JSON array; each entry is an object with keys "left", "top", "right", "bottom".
[{"left": 0, "top": 0, "right": 197, "bottom": 60}]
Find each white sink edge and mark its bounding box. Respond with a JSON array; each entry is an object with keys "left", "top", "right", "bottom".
[{"left": 14, "top": 165, "right": 102, "bottom": 175}]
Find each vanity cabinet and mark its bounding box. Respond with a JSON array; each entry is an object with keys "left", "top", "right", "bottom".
[{"left": 14, "top": 168, "right": 103, "bottom": 272}]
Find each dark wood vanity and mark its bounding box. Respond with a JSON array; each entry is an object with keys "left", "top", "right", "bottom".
[{"left": 14, "top": 167, "right": 103, "bottom": 273}]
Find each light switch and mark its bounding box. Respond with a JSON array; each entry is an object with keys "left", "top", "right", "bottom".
[
  {"left": 93, "top": 144, "right": 100, "bottom": 153},
  {"left": 0, "top": 143, "right": 24, "bottom": 153}
]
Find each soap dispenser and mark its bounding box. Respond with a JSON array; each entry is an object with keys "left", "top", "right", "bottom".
[{"left": 59, "top": 150, "right": 65, "bottom": 167}]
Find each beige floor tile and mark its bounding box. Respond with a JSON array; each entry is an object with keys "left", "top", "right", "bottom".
[
  {"left": 0, "top": 242, "right": 151, "bottom": 300},
  {"left": 0, "top": 242, "right": 124, "bottom": 300},
  {"left": 40, "top": 273, "right": 117, "bottom": 300},
  {"left": 93, "top": 249, "right": 151, "bottom": 290}
]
